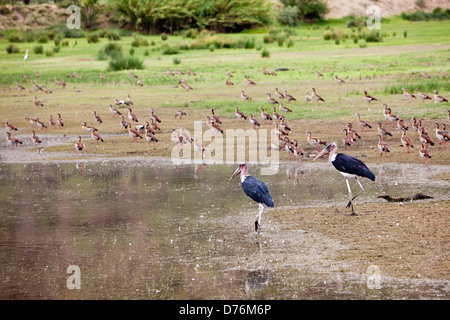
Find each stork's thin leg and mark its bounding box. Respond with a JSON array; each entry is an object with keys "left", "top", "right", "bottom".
[
  {"left": 344, "top": 177, "right": 356, "bottom": 215},
  {"left": 255, "top": 203, "right": 263, "bottom": 233}
]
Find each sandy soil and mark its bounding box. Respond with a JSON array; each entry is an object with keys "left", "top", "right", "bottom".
[{"left": 270, "top": 201, "right": 449, "bottom": 281}]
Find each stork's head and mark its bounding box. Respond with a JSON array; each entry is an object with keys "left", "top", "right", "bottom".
[
  {"left": 230, "top": 163, "right": 248, "bottom": 180},
  {"left": 314, "top": 143, "right": 337, "bottom": 161}
]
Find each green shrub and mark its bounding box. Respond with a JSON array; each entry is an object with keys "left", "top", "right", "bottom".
[
  {"left": 359, "top": 40, "right": 367, "bottom": 48},
  {"left": 335, "top": 38, "right": 340, "bottom": 45},
  {"left": 183, "top": 28, "right": 199, "bottom": 39},
  {"left": 61, "top": 39, "right": 69, "bottom": 47},
  {"left": 404, "top": 30, "right": 408, "bottom": 38},
  {"left": 161, "top": 34, "right": 168, "bottom": 41},
  {"left": 144, "top": 49, "right": 149, "bottom": 56},
  {"left": 6, "top": 44, "right": 20, "bottom": 54},
  {"left": 54, "top": 34, "right": 63, "bottom": 46},
  {"left": 173, "top": 57, "right": 181, "bottom": 65},
  {"left": 161, "top": 45, "right": 179, "bottom": 55},
  {"left": 129, "top": 47, "right": 135, "bottom": 56},
  {"left": 45, "top": 49, "right": 54, "bottom": 57},
  {"left": 401, "top": 8, "right": 450, "bottom": 21},
  {"left": 131, "top": 38, "right": 141, "bottom": 47},
  {"left": 261, "top": 48, "right": 270, "bottom": 58},
  {"left": 37, "top": 34, "right": 48, "bottom": 44},
  {"left": 33, "top": 45, "right": 44, "bottom": 54},
  {"left": 263, "top": 35, "right": 274, "bottom": 43},
  {"left": 278, "top": 5, "right": 300, "bottom": 26},
  {"left": 87, "top": 33, "right": 100, "bottom": 43},
  {"left": 97, "top": 43, "right": 123, "bottom": 60},
  {"left": 7, "top": 32, "right": 24, "bottom": 43},
  {"left": 363, "top": 29, "right": 382, "bottom": 42},
  {"left": 53, "top": 46, "right": 61, "bottom": 53},
  {"left": 106, "top": 31, "right": 121, "bottom": 41},
  {"left": 108, "top": 55, "right": 144, "bottom": 71}
]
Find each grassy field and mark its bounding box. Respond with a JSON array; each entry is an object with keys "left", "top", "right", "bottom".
[{"left": 0, "top": 17, "right": 449, "bottom": 163}]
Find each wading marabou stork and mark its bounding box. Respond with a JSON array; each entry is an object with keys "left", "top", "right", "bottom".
[
  {"left": 230, "top": 163, "right": 274, "bottom": 233},
  {"left": 314, "top": 143, "right": 375, "bottom": 215}
]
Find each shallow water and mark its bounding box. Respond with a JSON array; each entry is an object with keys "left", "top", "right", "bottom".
[{"left": 0, "top": 160, "right": 448, "bottom": 299}]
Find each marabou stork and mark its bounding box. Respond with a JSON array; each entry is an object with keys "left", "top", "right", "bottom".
[
  {"left": 230, "top": 163, "right": 274, "bottom": 233},
  {"left": 314, "top": 143, "right": 375, "bottom": 215}
]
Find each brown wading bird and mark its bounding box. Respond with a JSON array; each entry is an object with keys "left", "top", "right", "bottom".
[
  {"left": 57, "top": 113, "right": 64, "bottom": 127},
  {"left": 419, "top": 143, "right": 431, "bottom": 165},
  {"left": 5, "top": 120, "right": 18, "bottom": 135},
  {"left": 363, "top": 90, "right": 377, "bottom": 104},
  {"left": 31, "top": 130, "right": 42, "bottom": 146},
  {"left": 433, "top": 90, "right": 448, "bottom": 103},
  {"left": 149, "top": 108, "right": 161, "bottom": 123},
  {"left": 110, "top": 105, "right": 122, "bottom": 117},
  {"left": 93, "top": 111, "right": 103, "bottom": 124},
  {"left": 6, "top": 132, "right": 22, "bottom": 149},
  {"left": 128, "top": 108, "right": 139, "bottom": 123},
  {"left": 402, "top": 87, "right": 415, "bottom": 101},
  {"left": 49, "top": 115, "right": 56, "bottom": 127},
  {"left": 241, "top": 90, "right": 251, "bottom": 101},
  {"left": 249, "top": 114, "right": 260, "bottom": 129},
  {"left": 377, "top": 135, "right": 390, "bottom": 157},
  {"left": 417, "top": 88, "right": 432, "bottom": 102},
  {"left": 283, "top": 90, "right": 297, "bottom": 103},
  {"left": 75, "top": 136, "right": 85, "bottom": 157},
  {"left": 400, "top": 129, "right": 414, "bottom": 153},
  {"left": 34, "top": 96, "right": 44, "bottom": 108},
  {"left": 127, "top": 122, "right": 143, "bottom": 142},
  {"left": 82, "top": 121, "right": 98, "bottom": 133},
  {"left": 274, "top": 88, "right": 284, "bottom": 99},
  {"left": 259, "top": 106, "right": 272, "bottom": 124},
  {"left": 91, "top": 130, "right": 103, "bottom": 144},
  {"left": 35, "top": 118, "right": 47, "bottom": 131},
  {"left": 342, "top": 129, "right": 355, "bottom": 151},
  {"left": 434, "top": 122, "right": 450, "bottom": 148},
  {"left": 307, "top": 132, "right": 326, "bottom": 152},
  {"left": 279, "top": 102, "right": 292, "bottom": 113},
  {"left": 267, "top": 93, "right": 279, "bottom": 105},
  {"left": 355, "top": 113, "right": 371, "bottom": 132},
  {"left": 175, "top": 110, "right": 187, "bottom": 120},
  {"left": 234, "top": 107, "right": 247, "bottom": 122},
  {"left": 419, "top": 127, "right": 435, "bottom": 147},
  {"left": 311, "top": 88, "right": 325, "bottom": 103},
  {"left": 377, "top": 123, "right": 392, "bottom": 141},
  {"left": 205, "top": 116, "right": 223, "bottom": 136},
  {"left": 334, "top": 75, "right": 345, "bottom": 85},
  {"left": 211, "top": 109, "right": 221, "bottom": 124}
]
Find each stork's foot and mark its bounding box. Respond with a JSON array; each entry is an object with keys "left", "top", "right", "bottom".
[{"left": 345, "top": 201, "right": 358, "bottom": 215}]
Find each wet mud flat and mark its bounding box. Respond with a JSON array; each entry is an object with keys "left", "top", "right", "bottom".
[{"left": 0, "top": 159, "right": 448, "bottom": 299}]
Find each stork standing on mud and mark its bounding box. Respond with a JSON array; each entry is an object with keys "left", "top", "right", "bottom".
[{"left": 314, "top": 143, "right": 375, "bottom": 215}]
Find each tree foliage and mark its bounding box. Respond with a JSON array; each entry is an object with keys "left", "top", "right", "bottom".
[
  {"left": 279, "top": 0, "right": 327, "bottom": 24},
  {"left": 108, "top": 0, "right": 273, "bottom": 34}
]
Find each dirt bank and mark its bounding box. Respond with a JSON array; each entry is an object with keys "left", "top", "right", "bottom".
[{"left": 270, "top": 200, "right": 450, "bottom": 281}]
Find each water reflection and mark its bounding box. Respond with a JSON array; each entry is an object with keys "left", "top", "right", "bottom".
[{"left": 0, "top": 160, "right": 448, "bottom": 299}]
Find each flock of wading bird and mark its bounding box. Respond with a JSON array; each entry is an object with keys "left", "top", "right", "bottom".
[
  {"left": 4, "top": 67, "right": 450, "bottom": 227},
  {"left": 5, "top": 68, "right": 450, "bottom": 165}
]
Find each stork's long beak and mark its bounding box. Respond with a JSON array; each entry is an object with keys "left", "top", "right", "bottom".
[
  {"left": 229, "top": 167, "right": 241, "bottom": 180},
  {"left": 314, "top": 148, "right": 329, "bottom": 161}
]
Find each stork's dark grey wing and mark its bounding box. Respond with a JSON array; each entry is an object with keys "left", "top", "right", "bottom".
[
  {"left": 242, "top": 176, "right": 274, "bottom": 207},
  {"left": 332, "top": 153, "right": 376, "bottom": 181}
]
